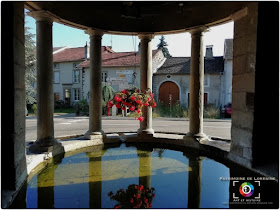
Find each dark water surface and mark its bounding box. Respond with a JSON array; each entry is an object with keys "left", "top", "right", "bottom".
[{"left": 10, "top": 143, "right": 278, "bottom": 209}]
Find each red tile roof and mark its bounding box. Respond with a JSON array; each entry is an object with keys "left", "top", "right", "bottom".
[
  {"left": 53, "top": 46, "right": 114, "bottom": 63},
  {"left": 53, "top": 47, "right": 86, "bottom": 62},
  {"left": 78, "top": 50, "right": 159, "bottom": 67}
]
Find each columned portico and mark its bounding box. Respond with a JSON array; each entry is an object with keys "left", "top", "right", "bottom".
[
  {"left": 184, "top": 27, "right": 208, "bottom": 142},
  {"left": 28, "top": 11, "right": 61, "bottom": 152},
  {"left": 84, "top": 29, "right": 104, "bottom": 139},
  {"left": 137, "top": 34, "right": 154, "bottom": 136}
]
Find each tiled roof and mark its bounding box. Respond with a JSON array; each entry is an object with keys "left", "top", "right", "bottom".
[
  {"left": 53, "top": 47, "right": 66, "bottom": 53},
  {"left": 53, "top": 47, "right": 86, "bottom": 62},
  {"left": 78, "top": 50, "right": 159, "bottom": 67},
  {"left": 224, "top": 39, "right": 233, "bottom": 59},
  {"left": 155, "top": 56, "right": 224, "bottom": 75},
  {"left": 53, "top": 46, "right": 114, "bottom": 63}
]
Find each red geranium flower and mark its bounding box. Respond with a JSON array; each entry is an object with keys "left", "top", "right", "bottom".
[
  {"left": 152, "top": 102, "right": 157, "bottom": 108},
  {"left": 129, "top": 106, "right": 135, "bottom": 111},
  {"left": 136, "top": 194, "right": 140, "bottom": 199},
  {"left": 135, "top": 99, "right": 142, "bottom": 104},
  {"left": 114, "top": 204, "right": 121, "bottom": 209},
  {"left": 130, "top": 95, "right": 135, "bottom": 101},
  {"left": 139, "top": 185, "right": 144, "bottom": 191},
  {"left": 121, "top": 89, "right": 128, "bottom": 94},
  {"left": 135, "top": 109, "right": 141, "bottom": 114},
  {"left": 116, "top": 103, "right": 121, "bottom": 108},
  {"left": 114, "top": 95, "right": 122, "bottom": 102},
  {"left": 121, "top": 106, "right": 126, "bottom": 111},
  {"left": 144, "top": 102, "right": 149, "bottom": 106},
  {"left": 130, "top": 198, "right": 134, "bottom": 203},
  {"left": 137, "top": 116, "right": 144, "bottom": 122}
]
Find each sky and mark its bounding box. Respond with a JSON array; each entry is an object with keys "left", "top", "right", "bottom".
[{"left": 25, "top": 10, "right": 234, "bottom": 57}]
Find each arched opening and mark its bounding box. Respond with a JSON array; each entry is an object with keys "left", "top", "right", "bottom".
[{"left": 159, "top": 81, "right": 179, "bottom": 106}]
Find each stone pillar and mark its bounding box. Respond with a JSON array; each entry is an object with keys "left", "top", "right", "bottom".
[
  {"left": 137, "top": 34, "right": 154, "bottom": 136},
  {"left": 28, "top": 11, "right": 61, "bottom": 152},
  {"left": 85, "top": 29, "right": 104, "bottom": 139},
  {"left": 2, "top": 2, "right": 27, "bottom": 197},
  {"left": 86, "top": 149, "right": 105, "bottom": 209},
  {"left": 184, "top": 27, "right": 208, "bottom": 141},
  {"left": 187, "top": 156, "right": 203, "bottom": 208}
]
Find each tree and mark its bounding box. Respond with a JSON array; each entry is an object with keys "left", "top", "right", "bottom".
[
  {"left": 25, "top": 25, "right": 37, "bottom": 105},
  {"left": 157, "top": 35, "right": 172, "bottom": 58}
]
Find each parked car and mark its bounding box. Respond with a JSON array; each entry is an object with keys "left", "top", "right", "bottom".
[{"left": 224, "top": 103, "right": 232, "bottom": 117}]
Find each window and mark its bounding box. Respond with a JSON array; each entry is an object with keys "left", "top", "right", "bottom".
[
  {"left": 73, "top": 89, "right": 80, "bottom": 101},
  {"left": 204, "top": 75, "right": 210, "bottom": 87},
  {"left": 54, "top": 71, "right": 60, "bottom": 84},
  {"left": 73, "top": 70, "right": 80, "bottom": 83},
  {"left": 54, "top": 63, "right": 60, "bottom": 69},
  {"left": 102, "top": 72, "right": 108, "bottom": 82}
]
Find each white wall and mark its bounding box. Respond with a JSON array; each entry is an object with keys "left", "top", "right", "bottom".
[
  {"left": 82, "top": 66, "right": 141, "bottom": 100},
  {"left": 53, "top": 61, "right": 83, "bottom": 105}
]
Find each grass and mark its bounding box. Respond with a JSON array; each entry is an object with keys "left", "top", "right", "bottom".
[{"left": 203, "top": 104, "right": 221, "bottom": 119}]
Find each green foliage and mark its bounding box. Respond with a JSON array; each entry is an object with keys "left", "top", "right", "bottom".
[
  {"left": 153, "top": 101, "right": 187, "bottom": 118},
  {"left": 157, "top": 35, "right": 172, "bottom": 58},
  {"left": 25, "top": 24, "right": 37, "bottom": 105},
  {"left": 78, "top": 99, "right": 89, "bottom": 115},
  {"left": 102, "top": 83, "right": 116, "bottom": 104},
  {"left": 203, "top": 104, "right": 220, "bottom": 119},
  {"left": 32, "top": 104, "right": 37, "bottom": 115}
]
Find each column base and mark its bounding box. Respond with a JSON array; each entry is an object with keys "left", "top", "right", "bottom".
[
  {"left": 137, "top": 128, "right": 154, "bottom": 137},
  {"left": 183, "top": 132, "right": 208, "bottom": 142},
  {"left": 84, "top": 130, "right": 104, "bottom": 140},
  {"left": 29, "top": 138, "right": 63, "bottom": 154}
]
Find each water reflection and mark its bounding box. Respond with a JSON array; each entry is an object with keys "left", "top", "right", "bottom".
[
  {"left": 86, "top": 149, "right": 105, "bottom": 209},
  {"left": 187, "top": 157, "right": 203, "bottom": 209},
  {"left": 19, "top": 144, "right": 235, "bottom": 208},
  {"left": 108, "top": 184, "right": 155, "bottom": 208}
]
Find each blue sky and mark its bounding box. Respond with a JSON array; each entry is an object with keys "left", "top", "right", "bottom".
[{"left": 25, "top": 10, "right": 233, "bottom": 57}]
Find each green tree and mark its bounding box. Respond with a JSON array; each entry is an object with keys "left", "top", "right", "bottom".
[
  {"left": 102, "top": 83, "right": 116, "bottom": 106},
  {"left": 157, "top": 35, "right": 172, "bottom": 58},
  {"left": 25, "top": 24, "right": 37, "bottom": 105}
]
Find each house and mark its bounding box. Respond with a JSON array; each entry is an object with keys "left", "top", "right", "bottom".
[
  {"left": 153, "top": 45, "right": 225, "bottom": 108},
  {"left": 52, "top": 44, "right": 114, "bottom": 106},
  {"left": 78, "top": 49, "right": 165, "bottom": 101},
  {"left": 222, "top": 39, "right": 233, "bottom": 107}
]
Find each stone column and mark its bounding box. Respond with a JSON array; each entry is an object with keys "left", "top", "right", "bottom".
[
  {"left": 28, "top": 11, "right": 61, "bottom": 153},
  {"left": 85, "top": 29, "right": 104, "bottom": 139},
  {"left": 137, "top": 34, "right": 154, "bottom": 136},
  {"left": 184, "top": 27, "right": 208, "bottom": 141},
  {"left": 187, "top": 156, "right": 203, "bottom": 209}
]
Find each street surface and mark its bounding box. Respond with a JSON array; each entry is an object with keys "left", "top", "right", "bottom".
[{"left": 26, "top": 114, "right": 231, "bottom": 142}]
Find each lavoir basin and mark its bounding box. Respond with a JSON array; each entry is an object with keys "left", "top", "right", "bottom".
[{"left": 10, "top": 142, "right": 278, "bottom": 209}]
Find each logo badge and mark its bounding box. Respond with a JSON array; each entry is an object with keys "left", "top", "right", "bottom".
[{"left": 239, "top": 182, "right": 254, "bottom": 197}]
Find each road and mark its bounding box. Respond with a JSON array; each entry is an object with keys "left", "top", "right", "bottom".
[{"left": 26, "top": 115, "right": 231, "bottom": 142}]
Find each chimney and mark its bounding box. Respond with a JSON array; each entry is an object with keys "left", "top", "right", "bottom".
[
  {"left": 205, "top": 45, "right": 213, "bottom": 58},
  {"left": 84, "top": 42, "right": 89, "bottom": 59}
]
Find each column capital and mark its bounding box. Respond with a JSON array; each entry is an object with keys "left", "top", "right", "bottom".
[
  {"left": 27, "top": 11, "right": 58, "bottom": 23},
  {"left": 188, "top": 26, "right": 209, "bottom": 36},
  {"left": 138, "top": 34, "right": 155, "bottom": 40},
  {"left": 85, "top": 28, "right": 104, "bottom": 37}
]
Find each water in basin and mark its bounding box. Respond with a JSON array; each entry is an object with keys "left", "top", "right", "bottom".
[{"left": 11, "top": 143, "right": 278, "bottom": 208}]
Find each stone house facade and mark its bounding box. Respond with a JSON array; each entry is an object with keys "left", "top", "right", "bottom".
[
  {"left": 52, "top": 45, "right": 114, "bottom": 106},
  {"left": 78, "top": 49, "right": 165, "bottom": 101},
  {"left": 153, "top": 45, "right": 225, "bottom": 108}
]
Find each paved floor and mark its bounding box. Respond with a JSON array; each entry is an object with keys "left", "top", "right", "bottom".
[{"left": 26, "top": 114, "right": 231, "bottom": 141}]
